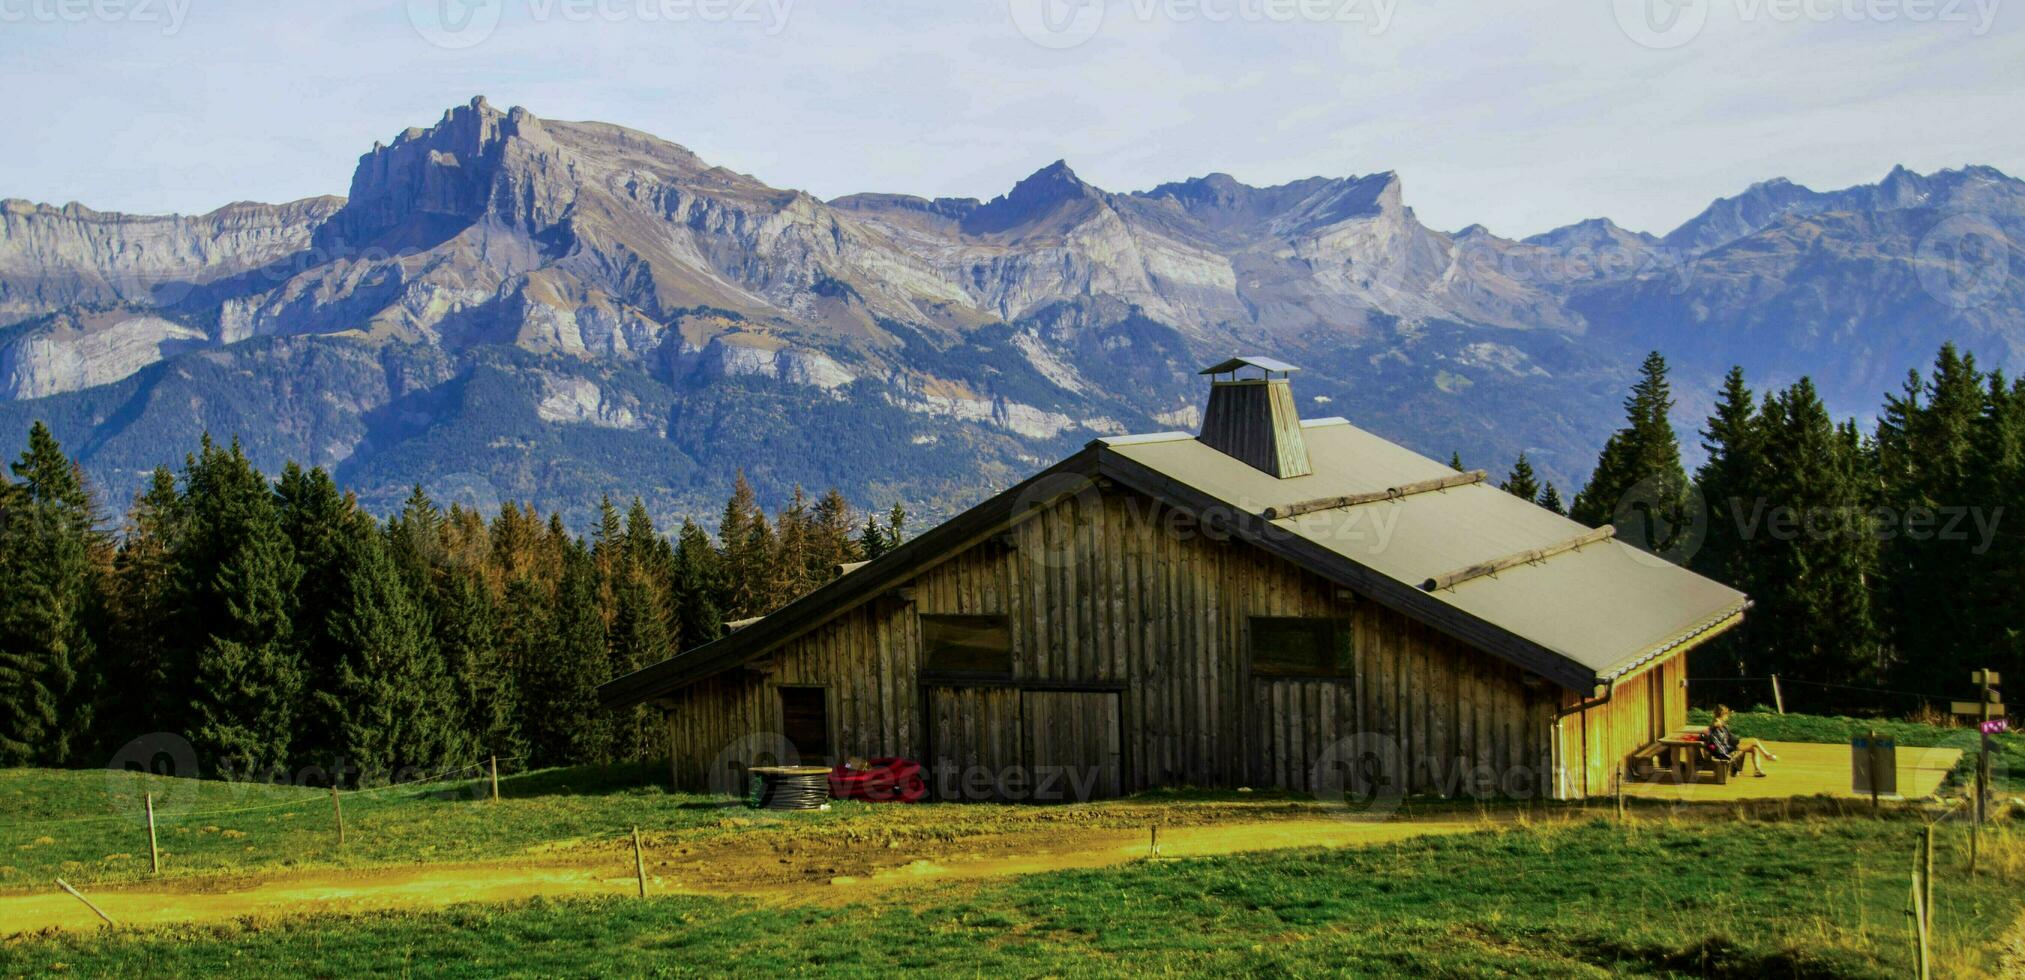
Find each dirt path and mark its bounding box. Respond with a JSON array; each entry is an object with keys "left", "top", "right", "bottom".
[{"left": 0, "top": 817, "right": 1487, "bottom": 934}]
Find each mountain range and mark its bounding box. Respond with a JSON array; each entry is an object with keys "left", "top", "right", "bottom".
[{"left": 3, "top": 96, "right": 2020, "bottom": 528}]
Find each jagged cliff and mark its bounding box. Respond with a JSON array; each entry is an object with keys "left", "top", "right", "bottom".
[{"left": 1, "top": 98, "right": 2020, "bottom": 525}]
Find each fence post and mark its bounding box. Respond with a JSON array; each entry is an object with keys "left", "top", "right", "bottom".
[
  {"left": 1614, "top": 765, "right": 1625, "bottom": 822},
  {"left": 490, "top": 755, "right": 500, "bottom": 803},
  {"left": 55, "top": 878, "right": 116, "bottom": 928},
  {"left": 145, "top": 792, "right": 160, "bottom": 876},
  {"left": 632, "top": 826, "right": 648, "bottom": 898},
  {"left": 331, "top": 785, "right": 345, "bottom": 847},
  {"left": 1922, "top": 822, "right": 1935, "bottom": 938},
  {"left": 1911, "top": 831, "right": 1931, "bottom": 980},
  {"left": 1770, "top": 675, "right": 1785, "bottom": 715},
  {"left": 1150, "top": 825, "right": 1160, "bottom": 859}
]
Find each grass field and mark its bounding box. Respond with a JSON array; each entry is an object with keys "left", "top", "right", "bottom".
[
  {"left": 2, "top": 816, "right": 2019, "bottom": 978},
  {"left": 1694, "top": 709, "right": 2023, "bottom": 793},
  {"left": 0, "top": 764, "right": 1338, "bottom": 892}
]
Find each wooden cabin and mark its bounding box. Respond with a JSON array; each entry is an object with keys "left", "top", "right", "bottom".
[{"left": 600, "top": 358, "right": 1748, "bottom": 802}]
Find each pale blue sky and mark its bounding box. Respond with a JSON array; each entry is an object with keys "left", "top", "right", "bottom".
[{"left": 2, "top": 0, "right": 2019, "bottom": 237}]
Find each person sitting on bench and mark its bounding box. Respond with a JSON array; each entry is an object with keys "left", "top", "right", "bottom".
[{"left": 1705, "top": 705, "right": 1778, "bottom": 777}]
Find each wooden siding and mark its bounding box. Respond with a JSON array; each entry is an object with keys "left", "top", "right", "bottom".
[
  {"left": 1561, "top": 653, "right": 1690, "bottom": 797},
  {"left": 660, "top": 487, "right": 1598, "bottom": 798}
]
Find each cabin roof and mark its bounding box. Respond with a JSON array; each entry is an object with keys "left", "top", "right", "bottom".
[
  {"left": 599, "top": 419, "right": 1747, "bottom": 709},
  {"left": 1097, "top": 419, "right": 1748, "bottom": 685},
  {"left": 1199, "top": 355, "right": 1300, "bottom": 376}
]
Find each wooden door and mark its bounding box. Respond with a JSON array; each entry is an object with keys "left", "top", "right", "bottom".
[
  {"left": 1021, "top": 691, "right": 1124, "bottom": 802},
  {"left": 925, "top": 686, "right": 1022, "bottom": 801}
]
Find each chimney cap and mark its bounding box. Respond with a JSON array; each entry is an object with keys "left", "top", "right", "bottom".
[{"left": 1200, "top": 355, "right": 1300, "bottom": 378}]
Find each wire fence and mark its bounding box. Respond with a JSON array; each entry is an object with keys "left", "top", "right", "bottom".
[{"left": 0, "top": 756, "right": 525, "bottom": 831}]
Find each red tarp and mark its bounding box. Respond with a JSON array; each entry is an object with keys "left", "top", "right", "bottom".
[{"left": 829, "top": 757, "right": 928, "bottom": 803}]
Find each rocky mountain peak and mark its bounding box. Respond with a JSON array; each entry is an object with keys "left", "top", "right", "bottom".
[{"left": 962, "top": 160, "right": 1103, "bottom": 236}]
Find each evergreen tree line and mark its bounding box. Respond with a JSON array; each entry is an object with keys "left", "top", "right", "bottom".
[
  {"left": 0, "top": 427, "right": 904, "bottom": 780},
  {"left": 1506, "top": 345, "right": 2020, "bottom": 712}
]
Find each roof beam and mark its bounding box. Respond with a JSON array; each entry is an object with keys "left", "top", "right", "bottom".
[
  {"left": 1262, "top": 469, "right": 1487, "bottom": 521},
  {"left": 1420, "top": 525, "right": 1616, "bottom": 592}
]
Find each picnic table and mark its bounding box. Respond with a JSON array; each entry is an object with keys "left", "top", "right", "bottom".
[{"left": 1631, "top": 726, "right": 1737, "bottom": 785}]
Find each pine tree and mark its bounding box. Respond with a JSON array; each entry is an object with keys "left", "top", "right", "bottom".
[
  {"left": 168, "top": 437, "right": 302, "bottom": 777},
  {"left": 1749, "top": 379, "right": 1881, "bottom": 685},
  {"left": 1538, "top": 485, "right": 1566, "bottom": 515},
  {"left": 718, "top": 473, "right": 767, "bottom": 619},
  {"left": 810, "top": 488, "right": 861, "bottom": 581},
  {"left": 770, "top": 486, "right": 813, "bottom": 607},
  {"left": 672, "top": 519, "right": 724, "bottom": 651},
  {"left": 1447, "top": 452, "right": 1465, "bottom": 472},
  {"left": 520, "top": 545, "right": 612, "bottom": 766},
  {"left": 0, "top": 423, "right": 103, "bottom": 765},
  {"left": 607, "top": 565, "right": 671, "bottom": 762},
  {"left": 276, "top": 464, "right": 354, "bottom": 765},
  {"left": 318, "top": 516, "right": 456, "bottom": 783},
  {"left": 1875, "top": 344, "right": 1988, "bottom": 687},
  {"left": 887, "top": 503, "right": 908, "bottom": 548},
  {"left": 859, "top": 515, "right": 890, "bottom": 561},
  {"left": 103, "top": 467, "right": 184, "bottom": 749},
  {"left": 1571, "top": 352, "right": 1691, "bottom": 558},
  {"left": 1499, "top": 454, "right": 1542, "bottom": 502},
  {"left": 439, "top": 564, "right": 520, "bottom": 762},
  {"left": 1689, "top": 367, "right": 1764, "bottom": 677}
]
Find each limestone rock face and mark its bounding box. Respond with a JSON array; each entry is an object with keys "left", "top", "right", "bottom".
[
  {"left": 3, "top": 98, "right": 2023, "bottom": 520},
  {"left": 0, "top": 196, "right": 342, "bottom": 326}
]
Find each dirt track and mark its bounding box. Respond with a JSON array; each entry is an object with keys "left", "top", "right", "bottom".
[{"left": 0, "top": 817, "right": 1487, "bottom": 934}]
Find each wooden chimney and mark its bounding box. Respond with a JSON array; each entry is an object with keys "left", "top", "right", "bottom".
[{"left": 1196, "top": 356, "right": 1313, "bottom": 478}]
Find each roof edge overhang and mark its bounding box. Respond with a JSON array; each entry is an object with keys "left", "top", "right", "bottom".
[
  {"left": 1593, "top": 601, "right": 1752, "bottom": 684},
  {"left": 596, "top": 445, "right": 1107, "bottom": 710}
]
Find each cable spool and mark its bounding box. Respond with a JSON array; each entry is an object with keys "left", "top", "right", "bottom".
[{"left": 749, "top": 766, "right": 833, "bottom": 811}]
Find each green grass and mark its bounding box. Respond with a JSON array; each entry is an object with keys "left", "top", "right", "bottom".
[
  {"left": 1691, "top": 709, "right": 2024, "bottom": 793},
  {"left": 3, "top": 816, "right": 2019, "bottom": 978},
  {"left": 0, "top": 765, "right": 1329, "bottom": 892}
]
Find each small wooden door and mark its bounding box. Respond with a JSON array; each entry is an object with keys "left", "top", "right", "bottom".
[
  {"left": 926, "top": 686, "right": 1022, "bottom": 801},
  {"left": 1021, "top": 691, "right": 1124, "bottom": 801}
]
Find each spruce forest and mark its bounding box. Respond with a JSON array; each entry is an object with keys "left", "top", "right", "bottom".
[{"left": 0, "top": 341, "right": 2015, "bottom": 778}]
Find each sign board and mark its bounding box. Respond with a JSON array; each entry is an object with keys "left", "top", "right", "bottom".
[
  {"left": 1984, "top": 719, "right": 2011, "bottom": 735},
  {"left": 1972, "top": 670, "right": 2001, "bottom": 686},
  {"left": 1852, "top": 733, "right": 1897, "bottom": 796},
  {"left": 1953, "top": 702, "right": 2007, "bottom": 716}
]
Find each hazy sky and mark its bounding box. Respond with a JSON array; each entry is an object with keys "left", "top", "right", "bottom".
[{"left": 2, "top": 0, "right": 2020, "bottom": 237}]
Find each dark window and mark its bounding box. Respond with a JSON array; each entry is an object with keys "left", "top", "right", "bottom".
[
  {"left": 1251, "top": 617, "right": 1352, "bottom": 677},
  {"left": 779, "top": 687, "right": 831, "bottom": 762},
  {"left": 922, "top": 614, "right": 1014, "bottom": 674}
]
